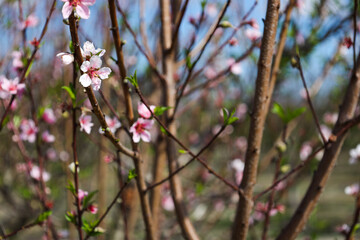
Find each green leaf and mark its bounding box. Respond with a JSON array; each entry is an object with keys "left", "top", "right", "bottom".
[
  {"left": 160, "top": 126, "right": 168, "bottom": 135},
  {"left": 195, "top": 182, "right": 204, "bottom": 195},
  {"left": 25, "top": 61, "right": 33, "bottom": 78},
  {"left": 82, "top": 190, "right": 98, "bottom": 209},
  {"left": 222, "top": 108, "right": 229, "bottom": 123},
  {"left": 35, "top": 211, "right": 52, "bottom": 224},
  {"left": 222, "top": 107, "right": 238, "bottom": 125},
  {"left": 201, "top": 0, "right": 207, "bottom": 9},
  {"left": 66, "top": 181, "right": 76, "bottom": 196},
  {"left": 178, "top": 149, "right": 187, "bottom": 154},
  {"left": 13, "top": 115, "right": 21, "bottom": 127},
  {"left": 125, "top": 71, "right": 138, "bottom": 88},
  {"left": 37, "top": 107, "right": 46, "bottom": 120},
  {"left": 288, "top": 107, "right": 306, "bottom": 121},
  {"left": 127, "top": 169, "right": 137, "bottom": 182},
  {"left": 185, "top": 55, "right": 192, "bottom": 69},
  {"left": 62, "top": 84, "right": 77, "bottom": 107},
  {"left": 154, "top": 106, "right": 172, "bottom": 116},
  {"left": 227, "top": 116, "right": 239, "bottom": 125},
  {"left": 271, "top": 103, "right": 286, "bottom": 122},
  {"left": 69, "top": 41, "right": 74, "bottom": 53},
  {"left": 65, "top": 211, "right": 76, "bottom": 224}
]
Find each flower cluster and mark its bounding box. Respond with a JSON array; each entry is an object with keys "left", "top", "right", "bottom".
[
  {"left": 129, "top": 102, "right": 155, "bottom": 143},
  {"left": 57, "top": 41, "right": 111, "bottom": 91}
]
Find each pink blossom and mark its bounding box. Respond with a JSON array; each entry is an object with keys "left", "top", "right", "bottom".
[
  {"left": 345, "top": 183, "right": 359, "bottom": 196},
  {"left": 88, "top": 204, "right": 98, "bottom": 214},
  {"left": 56, "top": 52, "right": 74, "bottom": 65},
  {"left": 1, "top": 77, "right": 25, "bottom": 96},
  {"left": 12, "top": 51, "right": 24, "bottom": 70},
  {"left": 19, "top": 119, "right": 38, "bottom": 143},
  {"left": 0, "top": 76, "right": 10, "bottom": 99},
  {"left": 320, "top": 124, "right": 332, "bottom": 141},
  {"left": 230, "top": 159, "right": 244, "bottom": 185},
  {"left": 129, "top": 118, "right": 154, "bottom": 143},
  {"left": 30, "top": 166, "right": 51, "bottom": 182},
  {"left": 235, "top": 103, "right": 248, "bottom": 120},
  {"left": 79, "top": 113, "right": 93, "bottom": 134},
  {"left": 138, "top": 102, "right": 155, "bottom": 119},
  {"left": 78, "top": 189, "right": 88, "bottom": 201},
  {"left": 245, "top": 28, "right": 262, "bottom": 42},
  {"left": 103, "top": 155, "right": 113, "bottom": 163},
  {"left": 61, "top": 0, "right": 96, "bottom": 19},
  {"left": 336, "top": 224, "right": 350, "bottom": 235},
  {"left": 42, "top": 131, "right": 55, "bottom": 143},
  {"left": 81, "top": 41, "right": 105, "bottom": 60},
  {"left": 204, "top": 67, "right": 217, "bottom": 79},
  {"left": 206, "top": 3, "right": 218, "bottom": 17},
  {"left": 42, "top": 108, "right": 57, "bottom": 124},
  {"left": 161, "top": 195, "right": 175, "bottom": 211},
  {"left": 46, "top": 148, "right": 57, "bottom": 160},
  {"left": 248, "top": 19, "right": 260, "bottom": 29},
  {"left": 79, "top": 55, "right": 111, "bottom": 90},
  {"left": 323, "top": 112, "right": 338, "bottom": 125},
  {"left": 227, "top": 58, "right": 242, "bottom": 75},
  {"left": 19, "top": 14, "right": 39, "bottom": 30},
  {"left": 299, "top": 142, "right": 312, "bottom": 161},
  {"left": 235, "top": 136, "right": 247, "bottom": 152},
  {"left": 343, "top": 37, "right": 353, "bottom": 49},
  {"left": 99, "top": 116, "right": 121, "bottom": 133},
  {"left": 349, "top": 144, "right": 360, "bottom": 164},
  {"left": 228, "top": 37, "right": 238, "bottom": 46}
]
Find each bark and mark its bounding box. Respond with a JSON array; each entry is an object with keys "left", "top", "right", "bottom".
[
  {"left": 276, "top": 52, "right": 360, "bottom": 240},
  {"left": 231, "top": 1, "right": 281, "bottom": 239},
  {"left": 159, "top": 0, "right": 200, "bottom": 239}
]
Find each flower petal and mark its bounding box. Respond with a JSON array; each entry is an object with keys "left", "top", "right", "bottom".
[
  {"left": 97, "top": 67, "right": 111, "bottom": 79},
  {"left": 80, "top": 61, "right": 90, "bottom": 72},
  {"left": 82, "top": 0, "right": 96, "bottom": 6},
  {"left": 76, "top": 4, "right": 90, "bottom": 19},
  {"left": 83, "top": 41, "right": 95, "bottom": 54},
  {"left": 62, "top": 2, "right": 73, "bottom": 19},
  {"left": 92, "top": 77, "right": 101, "bottom": 91},
  {"left": 79, "top": 74, "right": 92, "bottom": 87},
  {"left": 89, "top": 55, "right": 102, "bottom": 69},
  {"left": 132, "top": 133, "right": 141, "bottom": 143},
  {"left": 141, "top": 130, "right": 151, "bottom": 142}
]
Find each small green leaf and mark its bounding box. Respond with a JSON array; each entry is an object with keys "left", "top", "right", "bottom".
[
  {"left": 62, "top": 84, "right": 77, "bottom": 107},
  {"left": 65, "top": 211, "right": 76, "bottom": 224},
  {"left": 201, "top": 0, "right": 207, "bottom": 9},
  {"left": 185, "top": 55, "right": 192, "bottom": 69},
  {"left": 154, "top": 106, "right": 172, "bottom": 116},
  {"left": 25, "top": 61, "right": 33, "bottom": 78},
  {"left": 37, "top": 107, "right": 46, "bottom": 120},
  {"left": 35, "top": 211, "right": 52, "bottom": 224},
  {"left": 125, "top": 71, "right": 138, "bottom": 88},
  {"left": 127, "top": 169, "right": 137, "bottom": 182},
  {"left": 271, "top": 103, "right": 286, "bottom": 122},
  {"left": 69, "top": 41, "right": 74, "bottom": 53},
  {"left": 222, "top": 108, "right": 229, "bottom": 123},
  {"left": 82, "top": 190, "right": 98, "bottom": 209},
  {"left": 13, "top": 115, "right": 21, "bottom": 127},
  {"left": 227, "top": 117, "right": 239, "bottom": 125},
  {"left": 178, "top": 149, "right": 187, "bottom": 154},
  {"left": 160, "top": 126, "right": 168, "bottom": 135},
  {"left": 195, "top": 182, "right": 204, "bottom": 194},
  {"left": 66, "top": 181, "right": 76, "bottom": 195}
]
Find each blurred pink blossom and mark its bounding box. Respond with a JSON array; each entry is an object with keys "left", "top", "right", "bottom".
[
  {"left": 42, "top": 108, "right": 57, "bottom": 124},
  {"left": 230, "top": 159, "right": 244, "bottom": 185},
  {"left": 19, "top": 14, "right": 39, "bottom": 30},
  {"left": 323, "top": 112, "right": 338, "bottom": 125},
  {"left": 79, "top": 113, "right": 93, "bottom": 134},
  {"left": 19, "top": 119, "right": 38, "bottom": 143},
  {"left": 12, "top": 51, "right": 24, "bottom": 70},
  {"left": 129, "top": 118, "right": 154, "bottom": 143},
  {"left": 138, "top": 102, "right": 155, "bottom": 119},
  {"left": 227, "top": 58, "right": 242, "bottom": 75},
  {"left": 88, "top": 204, "right": 98, "bottom": 214},
  {"left": 30, "top": 166, "right": 51, "bottom": 182},
  {"left": 228, "top": 37, "right": 238, "bottom": 46},
  {"left": 161, "top": 195, "right": 175, "bottom": 211},
  {"left": 1, "top": 77, "right": 25, "bottom": 96},
  {"left": 300, "top": 142, "right": 312, "bottom": 161},
  {"left": 42, "top": 131, "right": 55, "bottom": 143},
  {"left": 345, "top": 183, "right": 359, "bottom": 196},
  {"left": 99, "top": 116, "right": 121, "bottom": 134},
  {"left": 78, "top": 189, "right": 88, "bottom": 201},
  {"left": 206, "top": 3, "right": 218, "bottom": 17},
  {"left": 245, "top": 28, "right": 262, "bottom": 42},
  {"left": 62, "top": 0, "right": 96, "bottom": 19}
]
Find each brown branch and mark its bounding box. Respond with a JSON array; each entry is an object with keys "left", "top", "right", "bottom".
[
  {"left": 107, "top": 1, "right": 156, "bottom": 239},
  {"left": 136, "top": 88, "right": 243, "bottom": 194},
  {"left": 231, "top": 1, "right": 281, "bottom": 240},
  {"left": 0, "top": 0, "right": 57, "bottom": 131},
  {"left": 1, "top": 221, "right": 41, "bottom": 239},
  {"left": 353, "top": 0, "right": 358, "bottom": 68},
  {"left": 346, "top": 191, "right": 360, "bottom": 240},
  {"left": 170, "top": 0, "right": 189, "bottom": 51},
  {"left": 295, "top": 55, "right": 327, "bottom": 145}
]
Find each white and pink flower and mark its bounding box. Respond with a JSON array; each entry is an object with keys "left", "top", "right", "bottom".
[
  {"left": 30, "top": 165, "right": 51, "bottom": 182},
  {"left": 300, "top": 142, "right": 312, "bottom": 161},
  {"left": 18, "top": 14, "right": 39, "bottom": 30},
  {"left": 129, "top": 118, "right": 154, "bottom": 143},
  {"left": 138, "top": 102, "right": 155, "bottom": 119},
  {"left": 79, "top": 55, "right": 111, "bottom": 90},
  {"left": 88, "top": 204, "right": 98, "bottom": 214},
  {"left": 245, "top": 28, "right": 262, "bottom": 42},
  {"left": 79, "top": 113, "right": 94, "bottom": 134},
  {"left": 349, "top": 144, "right": 360, "bottom": 164},
  {"left": 42, "top": 108, "right": 57, "bottom": 124},
  {"left": 12, "top": 51, "right": 24, "bottom": 70},
  {"left": 230, "top": 159, "right": 244, "bottom": 185},
  {"left": 19, "top": 119, "right": 38, "bottom": 143},
  {"left": 1, "top": 77, "right": 25, "bottom": 96},
  {"left": 227, "top": 58, "right": 242, "bottom": 75},
  {"left": 42, "top": 131, "right": 55, "bottom": 143},
  {"left": 345, "top": 183, "right": 359, "bottom": 196},
  {"left": 56, "top": 52, "right": 74, "bottom": 65},
  {"left": 78, "top": 189, "right": 88, "bottom": 201},
  {"left": 61, "top": 0, "right": 96, "bottom": 19},
  {"left": 81, "top": 41, "right": 105, "bottom": 60},
  {"left": 99, "top": 115, "right": 121, "bottom": 134}
]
